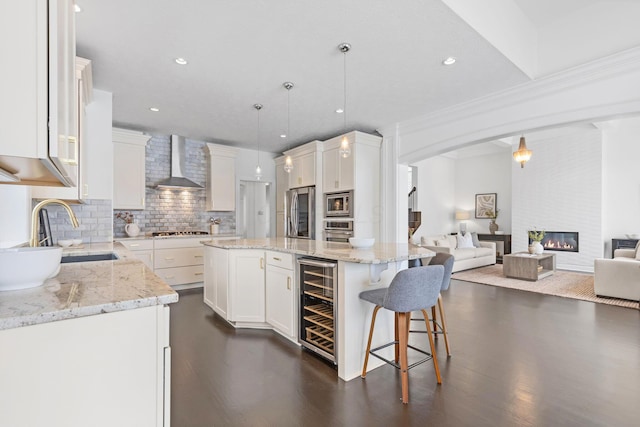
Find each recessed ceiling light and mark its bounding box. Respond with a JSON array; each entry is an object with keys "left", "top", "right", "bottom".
[
  {"left": 175, "top": 58, "right": 188, "bottom": 65},
  {"left": 280, "top": 134, "right": 287, "bottom": 138},
  {"left": 442, "top": 57, "right": 456, "bottom": 66},
  {"left": 335, "top": 108, "right": 344, "bottom": 114},
  {"left": 74, "top": 4, "right": 82, "bottom": 12},
  {"left": 149, "top": 107, "right": 160, "bottom": 112}
]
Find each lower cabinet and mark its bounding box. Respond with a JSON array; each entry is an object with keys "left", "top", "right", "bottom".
[
  {"left": 265, "top": 251, "right": 295, "bottom": 339},
  {"left": 204, "top": 246, "right": 229, "bottom": 319},
  {"left": 228, "top": 249, "right": 265, "bottom": 323},
  {"left": 0, "top": 305, "right": 171, "bottom": 427},
  {"left": 119, "top": 239, "right": 154, "bottom": 270}
]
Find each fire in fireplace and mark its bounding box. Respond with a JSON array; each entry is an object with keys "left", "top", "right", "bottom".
[{"left": 529, "top": 231, "right": 579, "bottom": 253}]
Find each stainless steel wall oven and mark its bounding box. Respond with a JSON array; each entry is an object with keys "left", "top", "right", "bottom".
[{"left": 324, "top": 220, "right": 353, "bottom": 243}]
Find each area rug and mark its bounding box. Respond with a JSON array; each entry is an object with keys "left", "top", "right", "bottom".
[{"left": 453, "top": 265, "right": 638, "bottom": 310}]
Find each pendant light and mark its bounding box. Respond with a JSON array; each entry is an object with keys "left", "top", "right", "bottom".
[
  {"left": 254, "top": 103, "right": 263, "bottom": 180},
  {"left": 513, "top": 135, "right": 532, "bottom": 168},
  {"left": 283, "top": 81, "right": 294, "bottom": 173},
  {"left": 339, "top": 42, "right": 351, "bottom": 158}
]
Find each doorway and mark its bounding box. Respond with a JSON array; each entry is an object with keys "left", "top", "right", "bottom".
[{"left": 238, "top": 181, "right": 271, "bottom": 239}]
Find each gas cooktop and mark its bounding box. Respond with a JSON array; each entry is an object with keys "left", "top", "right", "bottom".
[{"left": 152, "top": 231, "right": 210, "bottom": 237}]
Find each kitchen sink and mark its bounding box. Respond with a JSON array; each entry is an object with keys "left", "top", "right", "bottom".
[{"left": 61, "top": 253, "right": 119, "bottom": 263}]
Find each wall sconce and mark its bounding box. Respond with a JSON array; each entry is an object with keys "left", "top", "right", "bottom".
[
  {"left": 455, "top": 210, "right": 470, "bottom": 233},
  {"left": 513, "top": 135, "right": 532, "bottom": 168}
]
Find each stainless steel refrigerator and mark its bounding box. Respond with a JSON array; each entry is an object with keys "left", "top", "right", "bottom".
[{"left": 285, "top": 186, "right": 315, "bottom": 239}]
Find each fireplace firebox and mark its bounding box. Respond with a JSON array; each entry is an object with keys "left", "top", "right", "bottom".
[{"left": 529, "top": 231, "right": 579, "bottom": 253}]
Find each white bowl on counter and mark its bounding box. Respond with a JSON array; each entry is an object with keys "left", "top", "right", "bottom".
[
  {"left": 71, "top": 238, "right": 83, "bottom": 246},
  {"left": 0, "top": 247, "right": 63, "bottom": 291},
  {"left": 58, "top": 239, "right": 73, "bottom": 247},
  {"left": 349, "top": 237, "right": 375, "bottom": 249}
]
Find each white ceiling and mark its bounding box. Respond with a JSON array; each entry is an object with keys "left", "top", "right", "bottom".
[{"left": 75, "top": 0, "right": 640, "bottom": 155}]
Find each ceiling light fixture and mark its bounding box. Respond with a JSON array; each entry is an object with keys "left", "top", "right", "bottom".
[
  {"left": 175, "top": 58, "right": 188, "bottom": 65},
  {"left": 283, "top": 81, "right": 294, "bottom": 173},
  {"left": 74, "top": 4, "right": 82, "bottom": 13},
  {"left": 335, "top": 108, "right": 344, "bottom": 114},
  {"left": 254, "top": 103, "right": 263, "bottom": 180},
  {"left": 149, "top": 107, "right": 160, "bottom": 112},
  {"left": 442, "top": 57, "right": 456, "bottom": 65},
  {"left": 513, "top": 135, "right": 532, "bottom": 168},
  {"left": 338, "top": 43, "right": 351, "bottom": 158}
]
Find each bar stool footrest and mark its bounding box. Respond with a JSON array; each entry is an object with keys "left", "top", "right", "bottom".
[{"left": 369, "top": 341, "right": 434, "bottom": 371}]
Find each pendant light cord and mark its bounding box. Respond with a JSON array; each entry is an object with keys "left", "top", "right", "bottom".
[{"left": 343, "top": 48, "right": 347, "bottom": 132}]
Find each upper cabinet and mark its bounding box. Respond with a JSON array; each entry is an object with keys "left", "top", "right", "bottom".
[
  {"left": 0, "top": 0, "right": 78, "bottom": 186},
  {"left": 206, "top": 143, "right": 237, "bottom": 211},
  {"left": 32, "top": 57, "right": 93, "bottom": 203},
  {"left": 285, "top": 141, "right": 321, "bottom": 189},
  {"left": 113, "top": 129, "right": 150, "bottom": 210},
  {"left": 323, "top": 142, "right": 355, "bottom": 192}
]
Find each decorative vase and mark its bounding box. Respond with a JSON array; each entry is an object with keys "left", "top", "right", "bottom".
[
  {"left": 532, "top": 241, "right": 543, "bottom": 255},
  {"left": 489, "top": 220, "right": 499, "bottom": 235},
  {"left": 125, "top": 223, "right": 140, "bottom": 237},
  {"left": 528, "top": 244, "right": 536, "bottom": 254}
]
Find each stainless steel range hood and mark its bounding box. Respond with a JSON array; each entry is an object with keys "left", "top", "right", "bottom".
[{"left": 156, "top": 135, "right": 203, "bottom": 190}]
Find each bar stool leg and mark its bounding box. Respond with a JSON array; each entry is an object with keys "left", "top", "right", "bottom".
[
  {"left": 421, "top": 309, "right": 442, "bottom": 384},
  {"left": 361, "top": 305, "right": 381, "bottom": 378},
  {"left": 437, "top": 295, "right": 451, "bottom": 356},
  {"left": 431, "top": 306, "right": 438, "bottom": 339},
  {"left": 394, "top": 312, "right": 400, "bottom": 363},
  {"left": 398, "top": 312, "right": 410, "bottom": 404}
]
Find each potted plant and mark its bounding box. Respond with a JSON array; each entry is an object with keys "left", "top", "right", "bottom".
[
  {"left": 115, "top": 211, "right": 140, "bottom": 237},
  {"left": 528, "top": 228, "right": 545, "bottom": 254},
  {"left": 487, "top": 209, "right": 500, "bottom": 234}
]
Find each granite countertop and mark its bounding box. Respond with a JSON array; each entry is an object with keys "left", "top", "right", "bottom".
[
  {"left": 0, "top": 242, "right": 178, "bottom": 331},
  {"left": 202, "top": 237, "right": 434, "bottom": 264},
  {"left": 115, "top": 233, "right": 239, "bottom": 241}
]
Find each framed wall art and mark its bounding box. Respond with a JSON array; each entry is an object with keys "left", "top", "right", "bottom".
[{"left": 475, "top": 193, "right": 497, "bottom": 218}]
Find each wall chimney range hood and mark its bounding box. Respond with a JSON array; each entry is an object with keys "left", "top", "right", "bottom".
[{"left": 156, "top": 135, "right": 203, "bottom": 190}]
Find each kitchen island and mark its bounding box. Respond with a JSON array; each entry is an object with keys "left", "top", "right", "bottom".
[
  {"left": 0, "top": 242, "right": 178, "bottom": 427},
  {"left": 202, "top": 238, "right": 434, "bottom": 381}
]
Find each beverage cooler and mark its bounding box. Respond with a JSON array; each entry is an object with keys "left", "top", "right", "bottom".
[{"left": 298, "top": 258, "right": 338, "bottom": 364}]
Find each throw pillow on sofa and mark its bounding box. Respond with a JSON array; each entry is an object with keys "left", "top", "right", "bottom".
[
  {"left": 471, "top": 232, "right": 481, "bottom": 248},
  {"left": 457, "top": 232, "right": 474, "bottom": 249}
]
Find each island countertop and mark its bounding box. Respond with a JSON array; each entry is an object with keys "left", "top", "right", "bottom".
[
  {"left": 0, "top": 242, "right": 178, "bottom": 331},
  {"left": 202, "top": 237, "right": 434, "bottom": 264}
]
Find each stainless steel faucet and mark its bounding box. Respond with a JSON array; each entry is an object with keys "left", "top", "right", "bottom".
[{"left": 30, "top": 199, "right": 80, "bottom": 247}]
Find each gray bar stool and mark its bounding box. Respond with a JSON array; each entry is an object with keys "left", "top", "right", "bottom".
[
  {"left": 359, "top": 265, "right": 444, "bottom": 404},
  {"left": 410, "top": 253, "right": 454, "bottom": 356}
]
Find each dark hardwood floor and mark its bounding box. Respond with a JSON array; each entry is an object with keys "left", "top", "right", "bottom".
[{"left": 170, "top": 280, "right": 640, "bottom": 427}]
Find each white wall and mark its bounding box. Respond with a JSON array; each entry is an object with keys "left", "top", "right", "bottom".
[
  {"left": 454, "top": 151, "right": 512, "bottom": 234},
  {"left": 411, "top": 156, "right": 456, "bottom": 241},
  {"left": 602, "top": 117, "right": 640, "bottom": 256},
  {"left": 0, "top": 186, "right": 31, "bottom": 247},
  {"left": 85, "top": 89, "right": 113, "bottom": 199},
  {"left": 512, "top": 128, "right": 602, "bottom": 272}
]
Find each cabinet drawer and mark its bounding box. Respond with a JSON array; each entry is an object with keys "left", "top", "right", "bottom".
[
  {"left": 155, "top": 265, "right": 204, "bottom": 286},
  {"left": 154, "top": 237, "right": 206, "bottom": 249},
  {"left": 265, "top": 251, "right": 293, "bottom": 269},
  {"left": 119, "top": 239, "right": 153, "bottom": 251},
  {"left": 154, "top": 247, "right": 204, "bottom": 269}
]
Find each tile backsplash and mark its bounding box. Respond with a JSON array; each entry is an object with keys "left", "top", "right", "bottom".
[
  {"left": 38, "top": 199, "right": 113, "bottom": 244},
  {"left": 113, "top": 134, "right": 236, "bottom": 237}
]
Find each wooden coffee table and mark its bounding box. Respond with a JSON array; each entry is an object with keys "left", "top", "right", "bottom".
[{"left": 503, "top": 252, "right": 556, "bottom": 281}]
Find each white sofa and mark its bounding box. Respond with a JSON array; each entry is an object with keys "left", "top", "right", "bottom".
[
  {"left": 594, "top": 248, "right": 640, "bottom": 301},
  {"left": 420, "top": 234, "right": 496, "bottom": 273}
]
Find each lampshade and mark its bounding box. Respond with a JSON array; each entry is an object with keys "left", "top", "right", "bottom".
[
  {"left": 455, "top": 211, "right": 470, "bottom": 220},
  {"left": 513, "top": 136, "right": 532, "bottom": 168}
]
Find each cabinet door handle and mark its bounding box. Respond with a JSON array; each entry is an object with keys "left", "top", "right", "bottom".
[
  {"left": 164, "top": 257, "right": 175, "bottom": 261},
  {"left": 194, "top": 272, "right": 204, "bottom": 276},
  {"left": 165, "top": 275, "right": 175, "bottom": 279},
  {"left": 130, "top": 243, "right": 140, "bottom": 247},
  {"left": 335, "top": 180, "right": 338, "bottom": 188},
  {"left": 287, "top": 276, "right": 291, "bottom": 290},
  {"left": 260, "top": 257, "right": 264, "bottom": 269},
  {"left": 194, "top": 255, "right": 203, "bottom": 258},
  {"left": 273, "top": 257, "right": 281, "bottom": 261}
]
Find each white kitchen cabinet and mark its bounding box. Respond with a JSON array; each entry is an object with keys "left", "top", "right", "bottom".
[
  {"left": 275, "top": 156, "right": 288, "bottom": 237},
  {"left": 228, "top": 249, "right": 265, "bottom": 323},
  {"left": 265, "top": 251, "right": 296, "bottom": 340},
  {"left": 204, "top": 245, "right": 229, "bottom": 319},
  {"left": 119, "top": 238, "right": 154, "bottom": 270},
  {"left": 32, "top": 57, "right": 93, "bottom": 202},
  {"left": 322, "top": 144, "right": 354, "bottom": 192},
  {"left": 113, "top": 128, "right": 150, "bottom": 210},
  {"left": 0, "top": 305, "right": 171, "bottom": 427},
  {"left": 154, "top": 237, "right": 205, "bottom": 287},
  {"left": 206, "top": 143, "right": 237, "bottom": 211},
  {"left": 0, "top": 0, "right": 78, "bottom": 186},
  {"left": 288, "top": 151, "right": 316, "bottom": 189}
]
